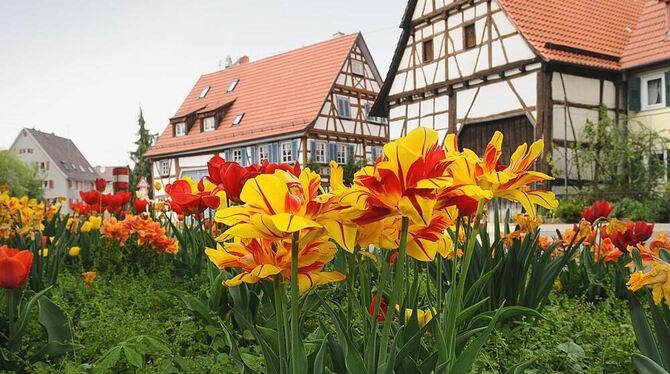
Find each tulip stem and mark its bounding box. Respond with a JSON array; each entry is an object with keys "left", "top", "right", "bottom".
[
  {"left": 290, "top": 231, "right": 303, "bottom": 374},
  {"left": 273, "top": 277, "right": 288, "bottom": 374}
]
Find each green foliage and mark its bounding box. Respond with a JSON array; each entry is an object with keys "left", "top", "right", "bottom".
[
  {"left": 573, "top": 108, "right": 668, "bottom": 201},
  {"left": 0, "top": 150, "right": 43, "bottom": 198},
  {"left": 554, "top": 200, "right": 585, "bottom": 223},
  {"left": 612, "top": 197, "right": 659, "bottom": 221},
  {"left": 304, "top": 158, "right": 322, "bottom": 174},
  {"left": 342, "top": 158, "right": 367, "bottom": 185},
  {"left": 129, "top": 108, "right": 157, "bottom": 198},
  {"left": 92, "top": 335, "right": 171, "bottom": 372}
]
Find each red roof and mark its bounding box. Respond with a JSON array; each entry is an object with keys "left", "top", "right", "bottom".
[
  {"left": 499, "top": 0, "right": 645, "bottom": 70},
  {"left": 622, "top": 0, "right": 670, "bottom": 68},
  {"left": 146, "top": 33, "right": 360, "bottom": 158}
]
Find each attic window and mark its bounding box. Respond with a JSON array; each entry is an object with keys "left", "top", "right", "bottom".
[
  {"left": 352, "top": 61, "right": 365, "bottom": 76},
  {"left": 175, "top": 122, "right": 187, "bottom": 137},
  {"left": 199, "top": 86, "right": 210, "bottom": 99},
  {"left": 232, "top": 113, "right": 245, "bottom": 126},
  {"left": 227, "top": 79, "right": 239, "bottom": 92},
  {"left": 422, "top": 39, "right": 434, "bottom": 62},
  {"left": 464, "top": 24, "right": 476, "bottom": 50},
  {"left": 88, "top": 166, "right": 95, "bottom": 173},
  {"left": 79, "top": 165, "right": 85, "bottom": 172},
  {"left": 61, "top": 161, "right": 69, "bottom": 170}
]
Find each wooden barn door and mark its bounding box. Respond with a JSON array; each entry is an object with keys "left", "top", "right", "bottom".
[{"left": 458, "top": 115, "right": 535, "bottom": 165}]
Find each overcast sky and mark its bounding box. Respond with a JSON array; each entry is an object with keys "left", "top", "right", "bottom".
[{"left": 0, "top": 0, "right": 406, "bottom": 166}]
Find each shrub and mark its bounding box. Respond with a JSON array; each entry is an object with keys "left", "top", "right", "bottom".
[
  {"left": 555, "top": 200, "right": 584, "bottom": 223},
  {"left": 612, "top": 198, "right": 659, "bottom": 221}
]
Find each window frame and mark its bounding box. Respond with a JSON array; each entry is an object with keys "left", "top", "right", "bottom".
[
  {"left": 464, "top": 23, "right": 477, "bottom": 50},
  {"left": 352, "top": 60, "right": 365, "bottom": 76},
  {"left": 203, "top": 116, "right": 216, "bottom": 132},
  {"left": 336, "top": 143, "right": 347, "bottom": 164},
  {"left": 315, "top": 141, "right": 327, "bottom": 163},
  {"left": 160, "top": 160, "right": 170, "bottom": 176},
  {"left": 233, "top": 113, "right": 245, "bottom": 126},
  {"left": 280, "top": 142, "right": 293, "bottom": 163},
  {"left": 232, "top": 148, "right": 243, "bottom": 163},
  {"left": 422, "top": 38, "right": 434, "bottom": 62},
  {"left": 258, "top": 145, "right": 269, "bottom": 162},
  {"left": 175, "top": 122, "right": 187, "bottom": 137},
  {"left": 336, "top": 96, "right": 352, "bottom": 119},
  {"left": 641, "top": 73, "right": 666, "bottom": 111},
  {"left": 227, "top": 79, "right": 239, "bottom": 92},
  {"left": 199, "top": 86, "right": 210, "bottom": 99}
]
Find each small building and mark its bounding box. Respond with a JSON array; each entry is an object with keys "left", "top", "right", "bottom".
[
  {"left": 10, "top": 128, "right": 99, "bottom": 209},
  {"left": 145, "top": 32, "right": 388, "bottom": 196},
  {"left": 373, "top": 0, "right": 670, "bottom": 193},
  {"left": 94, "top": 166, "right": 121, "bottom": 194}
]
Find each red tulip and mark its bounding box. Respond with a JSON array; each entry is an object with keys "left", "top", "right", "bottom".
[
  {"left": 166, "top": 180, "right": 220, "bottom": 215},
  {"left": 606, "top": 221, "right": 654, "bottom": 251},
  {"left": 80, "top": 190, "right": 101, "bottom": 205},
  {"left": 0, "top": 246, "right": 33, "bottom": 289},
  {"left": 70, "top": 201, "right": 89, "bottom": 215},
  {"left": 368, "top": 294, "right": 388, "bottom": 322},
  {"left": 104, "top": 191, "right": 132, "bottom": 212},
  {"left": 582, "top": 201, "right": 614, "bottom": 223},
  {"left": 134, "top": 199, "right": 148, "bottom": 213},
  {"left": 95, "top": 178, "right": 107, "bottom": 192}
]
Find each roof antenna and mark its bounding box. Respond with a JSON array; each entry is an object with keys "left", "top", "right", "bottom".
[{"left": 224, "top": 55, "right": 233, "bottom": 69}]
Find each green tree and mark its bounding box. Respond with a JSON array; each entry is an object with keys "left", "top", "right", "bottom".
[
  {"left": 573, "top": 107, "right": 668, "bottom": 201},
  {"left": 129, "top": 108, "right": 157, "bottom": 198},
  {"left": 0, "top": 150, "right": 43, "bottom": 198}
]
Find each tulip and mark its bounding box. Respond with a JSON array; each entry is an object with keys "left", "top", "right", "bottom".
[
  {"left": 368, "top": 294, "right": 388, "bottom": 322},
  {"left": 82, "top": 271, "right": 97, "bottom": 287},
  {"left": 68, "top": 246, "right": 81, "bottom": 257},
  {"left": 134, "top": 199, "right": 148, "bottom": 213},
  {"left": 95, "top": 178, "right": 107, "bottom": 192},
  {"left": 165, "top": 178, "right": 220, "bottom": 216},
  {"left": 80, "top": 190, "right": 101, "bottom": 205},
  {"left": 605, "top": 220, "right": 654, "bottom": 252},
  {"left": 0, "top": 246, "right": 33, "bottom": 289},
  {"left": 581, "top": 201, "right": 614, "bottom": 223}
]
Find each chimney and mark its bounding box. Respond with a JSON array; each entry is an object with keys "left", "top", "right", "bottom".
[
  {"left": 332, "top": 31, "right": 345, "bottom": 38},
  {"left": 234, "top": 56, "right": 250, "bottom": 66}
]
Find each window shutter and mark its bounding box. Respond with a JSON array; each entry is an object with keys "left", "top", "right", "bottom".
[
  {"left": 629, "top": 77, "right": 641, "bottom": 112},
  {"left": 250, "top": 146, "right": 257, "bottom": 164},
  {"left": 270, "top": 143, "right": 278, "bottom": 163},
  {"left": 309, "top": 139, "right": 316, "bottom": 161},
  {"left": 224, "top": 150, "right": 231, "bottom": 161},
  {"left": 292, "top": 140, "right": 299, "bottom": 163},
  {"left": 370, "top": 147, "right": 377, "bottom": 163},
  {"left": 665, "top": 71, "right": 670, "bottom": 107},
  {"left": 348, "top": 144, "right": 355, "bottom": 163},
  {"left": 329, "top": 143, "right": 337, "bottom": 162}
]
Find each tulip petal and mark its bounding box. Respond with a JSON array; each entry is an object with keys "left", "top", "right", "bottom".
[
  {"left": 250, "top": 264, "right": 282, "bottom": 279},
  {"left": 241, "top": 174, "right": 288, "bottom": 215},
  {"left": 320, "top": 218, "right": 357, "bottom": 253},
  {"left": 224, "top": 272, "right": 261, "bottom": 287},
  {"left": 268, "top": 213, "right": 321, "bottom": 233},
  {"left": 398, "top": 193, "right": 436, "bottom": 227}
]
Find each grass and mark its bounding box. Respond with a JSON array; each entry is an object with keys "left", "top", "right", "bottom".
[{"left": 16, "top": 267, "right": 639, "bottom": 373}]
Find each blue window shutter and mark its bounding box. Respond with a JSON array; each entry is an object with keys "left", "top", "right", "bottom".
[
  {"left": 329, "top": 143, "right": 337, "bottom": 162},
  {"left": 224, "top": 150, "right": 231, "bottom": 161},
  {"left": 270, "top": 143, "right": 278, "bottom": 163},
  {"left": 347, "top": 144, "right": 355, "bottom": 163},
  {"left": 292, "top": 140, "right": 299, "bottom": 162},
  {"left": 665, "top": 71, "right": 670, "bottom": 107},
  {"left": 371, "top": 146, "right": 377, "bottom": 163},
  {"left": 250, "top": 146, "right": 257, "bottom": 164},
  {"left": 309, "top": 139, "right": 316, "bottom": 161},
  {"left": 629, "top": 77, "right": 641, "bottom": 112}
]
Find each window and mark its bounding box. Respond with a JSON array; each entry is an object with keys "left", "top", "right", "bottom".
[
  {"left": 49, "top": 180, "right": 53, "bottom": 189},
  {"left": 88, "top": 166, "right": 94, "bottom": 173},
  {"left": 227, "top": 79, "right": 239, "bottom": 92},
  {"left": 422, "top": 39, "right": 434, "bottom": 62},
  {"left": 181, "top": 169, "right": 209, "bottom": 181},
  {"left": 315, "top": 142, "right": 326, "bottom": 163},
  {"left": 204, "top": 117, "right": 216, "bottom": 132},
  {"left": 336, "top": 143, "right": 347, "bottom": 164},
  {"left": 175, "top": 122, "right": 186, "bottom": 137},
  {"left": 233, "top": 113, "right": 245, "bottom": 126},
  {"left": 258, "top": 145, "right": 269, "bottom": 162},
  {"left": 232, "top": 149, "right": 243, "bottom": 163},
  {"left": 642, "top": 74, "right": 666, "bottom": 110},
  {"left": 160, "top": 160, "right": 170, "bottom": 176},
  {"left": 281, "top": 142, "right": 293, "bottom": 163},
  {"left": 352, "top": 60, "right": 365, "bottom": 76},
  {"left": 336, "top": 96, "right": 352, "bottom": 119},
  {"left": 68, "top": 180, "right": 73, "bottom": 189},
  {"left": 198, "top": 86, "right": 210, "bottom": 99},
  {"left": 464, "top": 24, "right": 477, "bottom": 50},
  {"left": 79, "top": 165, "right": 86, "bottom": 172}
]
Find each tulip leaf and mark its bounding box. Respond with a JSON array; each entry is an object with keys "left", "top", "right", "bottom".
[
  {"left": 233, "top": 310, "right": 280, "bottom": 374},
  {"left": 649, "top": 301, "right": 670, "bottom": 369},
  {"left": 632, "top": 354, "right": 670, "bottom": 374},
  {"left": 219, "top": 318, "right": 257, "bottom": 374},
  {"left": 322, "top": 300, "right": 368, "bottom": 374},
  {"left": 453, "top": 306, "right": 505, "bottom": 373},
  {"left": 164, "top": 290, "right": 215, "bottom": 326},
  {"left": 313, "top": 335, "right": 329, "bottom": 374},
  {"left": 630, "top": 294, "right": 663, "bottom": 366}
]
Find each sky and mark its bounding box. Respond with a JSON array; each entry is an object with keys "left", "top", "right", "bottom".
[{"left": 0, "top": 0, "right": 406, "bottom": 166}]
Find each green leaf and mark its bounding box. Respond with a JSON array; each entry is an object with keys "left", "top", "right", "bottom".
[
  {"left": 93, "top": 346, "right": 122, "bottom": 373},
  {"left": 630, "top": 294, "right": 663, "bottom": 365},
  {"left": 123, "top": 346, "right": 144, "bottom": 369},
  {"left": 649, "top": 302, "right": 670, "bottom": 369},
  {"left": 557, "top": 341, "right": 585, "bottom": 362},
  {"left": 219, "top": 319, "right": 256, "bottom": 374},
  {"left": 313, "top": 335, "right": 329, "bottom": 374},
  {"left": 164, "top": 290, "right": 215, "bottom": 326},
  {"left": 30, "top": 296, "right": 73, "bottom": 362},
  {"left": 452, "top": 306, "right": 506, "bottom": 373},
  {"left": 503, "top": 359, "right": 534, "bottom": 374},
  {"left": 322, "top": 300, "right": 368, "bottom": 374},
  {"left": 632, "top": 353, "right": 670, "bottom": 374}
]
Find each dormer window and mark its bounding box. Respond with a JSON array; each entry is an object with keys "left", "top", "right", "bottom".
[
  {"left": 203, "top": 117, "right": 216, "bottom": 132},
  {"left": 232, "top": 113, "right": 245, "bottom": 126},
  {"left": 228, "top": 79, "right": 239, "bottom": 92},
  {"left": 198, "top": 86, "right": 210, "bottom": 99},
  {"left": 352, "top": 61, "right": 365, "bottom": 76},
  {"left": 175, "top": 122, "right": 187, "bottom": 137}
]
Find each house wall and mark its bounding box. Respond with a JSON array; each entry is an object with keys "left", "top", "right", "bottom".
[
  {"left": 387, "top": 0, "right": 539, "bottom": 143},
  {"left": 11, "top": 132, "right": 68, "bottom": 202},
  {"left": 628, "top": 67, "right": 670, "bottom": 134}
]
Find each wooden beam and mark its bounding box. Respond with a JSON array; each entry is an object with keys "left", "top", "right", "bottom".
[{"left": 448, "top": 91, "right": 457, "bottom": 133}]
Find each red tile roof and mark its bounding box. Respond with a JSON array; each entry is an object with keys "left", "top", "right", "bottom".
[
  {"left": 499, "top": 0, "right": 645, "bottom": 70},
  {"left": 146, "top": 33, "right": 360, "bottom": 158},
  {"left": 622, "top": 0, "right": 670, "bottom": 68}
]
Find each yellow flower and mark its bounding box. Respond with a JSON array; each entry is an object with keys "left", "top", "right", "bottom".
[
  {"left": 80, "top": 222, "right": 92, "bottom": 233},
  {"left": 39, "top": 248, "right": 48, "bottom": 257},
  {"left": 397, "top": 306, "right": 435, "bottom": 327},
  {"left": 628, "top": 260, "right": 670, "bottom": 305},
  {"left": 68, "top": 246, "right": 81, "bottom": 257},
  {"left": 514, "top": 213, "right": 542, "bottom": 232},
  {"left": 154, "top": 181, "right": 163, "bottom": 191},
  {"left": 88, "top": 216, "right": 102, "bottom": 231}
]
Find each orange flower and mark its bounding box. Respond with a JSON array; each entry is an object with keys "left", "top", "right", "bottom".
[
  {"left": 538, "top": 235, "right": 551, "bottom": 251},
  {"left": 0, "top": 245, "right": 33, "bottom": 289},
  {"left": 102, "top": 216, "right": 179, "bottom": 254},
  {"left": 600, "top": 238, "right": 623, "bottom": 263},
  {"left": 82, "top": 271, "right": 97, "bottom": 287},
  {"left": 650, "top": 233, "right": 670, "bottom": 254}
]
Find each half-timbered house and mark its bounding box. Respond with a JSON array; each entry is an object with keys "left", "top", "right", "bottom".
[
  {"left": 373, "top": 0, "right": 670, "bottom": 193},
  {"left": 145, "top": 33, "right": 387, "bottom": 196}
]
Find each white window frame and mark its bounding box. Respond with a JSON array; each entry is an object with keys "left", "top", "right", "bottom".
[
  {"left": 198, "top": 86, "right": 210, "bottom": 99},
  {"left": 281, "top": 142, "right": 293, "bottom": 163},
  {"left": 352, "top": 60, "right": 365, "bottom": 76},
  {"left": 227, "top": 79, "right": 239, "bottom": 92},
  {"left": 315, "top": 141, "right": 327, "bottom": 163},
  {"left": 175, "top": 122, "right": 186, "bottom": 137},
  {"left": 232, "top": 149, "right": 243, "bottom": 163},
  {"left": 336, "top": 143, "right": 347, "bottom": 164},
  {"left": 336, "top": 96, "right": 352, "bottom": 119},
  {"left": 233, "top": 113, "right": 245, "bottom": 126},
  {"left": 258, "top": 145, "right": 269, "bottom": 162},
  {"left": 160, "top": 160, "right": 170, "bottom": 176},
  {"left": 641, "top": 73, "right": 666, "bottom": 111},
  {"left": 203, "top": 117, "right": 216, "bottom": 132}
]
